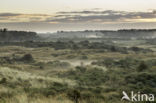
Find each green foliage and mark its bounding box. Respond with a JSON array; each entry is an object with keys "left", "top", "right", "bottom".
[
  {"left": 21, "top": 54, "right": 34, "bottom": 62},
  {"left": 125, "top": 72, "right": 156, "bottom": 94},
  {"left": 24, "top": 82, "right": 68, "bottom": 97},
  {"left": 92, "top": 58, "right": 114, "bottom": 68},
  {"left": 0, "top": 78, "right": 7, "bottom": 84},
  {"left": 92, "top": 57, "right": 140, "bottom": 69},
  {"left": 0, "top": 29, "right": 37, "bottom": 42},
  {"left": 130, "top": 46, "right": 153, "bottom": 53},
  {"left": 0, "top": 38, "right": 155, "bottom": 103},
  {"left": 46, "top": 60, "right": 70, "bottom": 68},
  {"left": 0, "top": 57, "right": 13, "bottom": 64},
  {"left": 67, "top": 90, "right": 81, "bottom": 103},
  {"left": 0, "top": 91, "right": 14, "bottom": 99},
  {"left": 137, "top": 61, "right": 148, "bottom": 72},
  {"left": 61, "top": 67, "right": 108, "bottom": 86},
  {"left": 75, "top": 66, "right": 87, "bottom": 73}
]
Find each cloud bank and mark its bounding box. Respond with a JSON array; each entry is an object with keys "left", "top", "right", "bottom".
[
  {"left": 0, "top": 9, "right": 156, "bottom": 32},
  {"left": 0, "top": 9, "right": 156, "bottom": 23}
]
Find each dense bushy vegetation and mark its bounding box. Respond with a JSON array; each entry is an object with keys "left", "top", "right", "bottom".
[
  {"left": 100, "top": 29, "right": 156, "bottom": 39},
  {"left": 92, "top": 57, "right": 156, "bottom": 69},
  {"left": 0, "top": 30, "right": 155, "bottom": 103},
  {"left": 146, "top": 38, "right": 156, "bottom": 45},
  {"left": 0, "top": 41, "right": 152, "bottom": 54},
  {"left": 0, "top": 54, "right": 34, "bottom": 64},
  {"left": 57, "top": 58, "right": 156, "bottom": 102},
  {"left": 0, "top": 28, "right": 38, "bottom": 42}
]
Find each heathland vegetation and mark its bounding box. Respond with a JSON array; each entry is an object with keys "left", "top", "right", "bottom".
[{"left": 0, "top": 29, "right": 156, "bottom": 103}]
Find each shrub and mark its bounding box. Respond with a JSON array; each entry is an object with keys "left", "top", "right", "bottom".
[
  {"left": 137, "top": 61, "right": 148, "bottom": 72},
  {"left": 21, "top": 54, "right": 34, "bottom": 62},
  {"left": 75, "top": 66, "right": 86, "bottom": 73},
  {"left": 80, "top": 55, "right": 88, "bottom": 60},
  {"left": 67, "top": 89, "right": 81, "bottom": 103},
  {"left": 0, "top": 78, "right": 7, "bottom": 84}
]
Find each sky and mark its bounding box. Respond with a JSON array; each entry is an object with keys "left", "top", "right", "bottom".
[{"left": 0, "top": 0, "right": 156, "bottom": 32}]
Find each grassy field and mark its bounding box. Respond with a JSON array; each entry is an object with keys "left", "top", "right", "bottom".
[{"left": 0, "top": 40, "right": 156, "bottom": 103}]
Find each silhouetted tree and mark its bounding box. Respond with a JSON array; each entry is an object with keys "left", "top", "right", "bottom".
[{"left": 3, "top": 28, "right": 7, "bottom": 32}]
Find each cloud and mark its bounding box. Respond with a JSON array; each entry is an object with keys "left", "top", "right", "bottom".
[
  {"left": 45, "top": 10, "right": 156, "bottom": 23},
  {"left": 57, "top": 10, "right": 125, "bottom": 15},
  {"left": 0, "top": 9, "right": 156, "bottom": 24},
  {"left": 0, "top": 13, "right": 52, "bottom": 23},
  {"left": 0, "top": 13, "right": 21, "bottom": 17},
  {"left": 153, "top": 10, "right": 156, "bottom": 14}
]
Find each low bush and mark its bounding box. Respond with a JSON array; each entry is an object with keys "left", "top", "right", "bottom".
[{"left": 21, "top": 54, "right": 34, "bottom": 62}]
